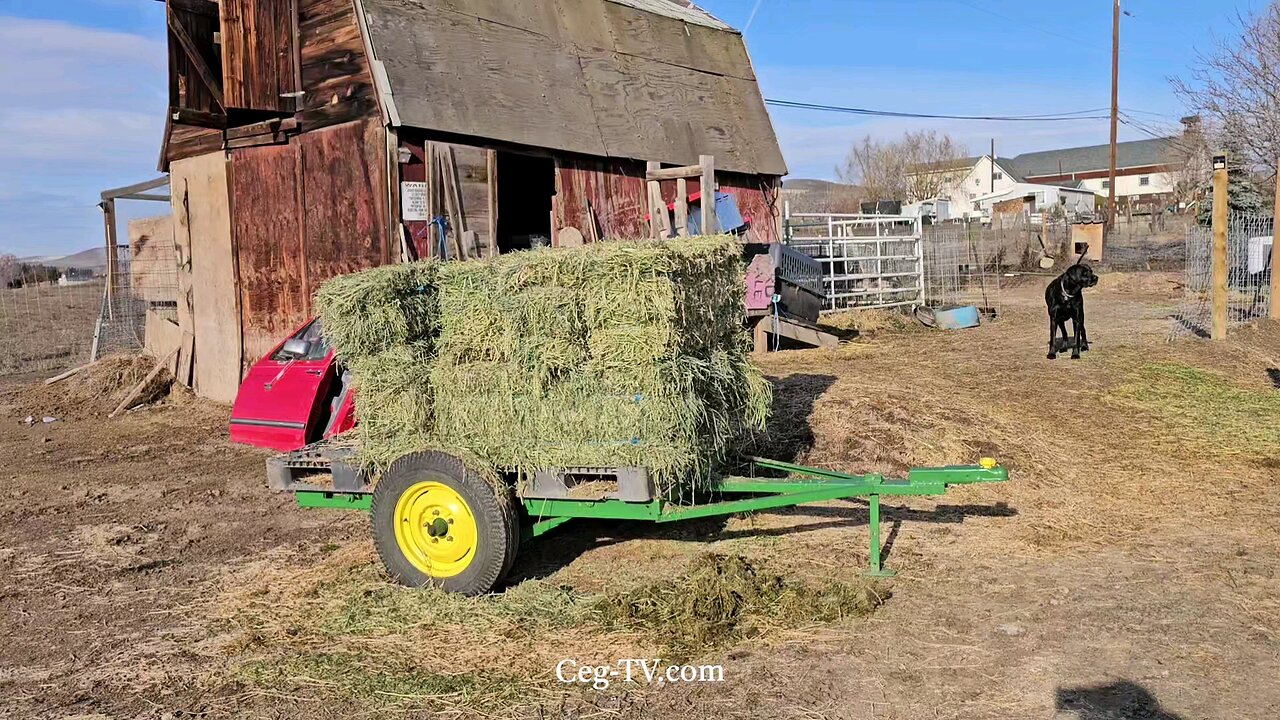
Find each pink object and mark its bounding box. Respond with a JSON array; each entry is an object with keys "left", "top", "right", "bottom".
[
  {"left": 745, "top": 253, "right": 776, "bottom": 312},
  {"left": 230, "top": 319, "right": 356, "bottom": 452}
]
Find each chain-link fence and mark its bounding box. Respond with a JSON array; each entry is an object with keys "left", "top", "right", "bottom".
[
  {"left": 0, "top": 242, "right": 178, "bottom": 377},
  {"left": 1172, "top": 212, "right": 1273, "bottom": 337}
]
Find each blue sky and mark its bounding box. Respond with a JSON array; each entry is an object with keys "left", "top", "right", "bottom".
[{"left": 0, "top": 0, "right": 1266, "bottom": 257}]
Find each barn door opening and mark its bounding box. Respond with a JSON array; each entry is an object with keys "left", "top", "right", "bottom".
[{"left": 495, "top": 152, "right": 555, "bottom": 253}]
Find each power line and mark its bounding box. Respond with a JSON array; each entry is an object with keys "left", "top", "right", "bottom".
[
  {"left": 945, "top": 0, "right": 1101, "bottom": 51},
  {"left": 763, "top": 98, "right": 1113, "bottom": 122}
]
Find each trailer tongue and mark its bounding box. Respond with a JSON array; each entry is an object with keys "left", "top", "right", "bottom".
[{"left": 270, "top": 441, "right": 1007, "bottom": 592}]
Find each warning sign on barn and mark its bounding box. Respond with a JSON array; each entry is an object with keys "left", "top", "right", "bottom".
[{"left": 401, "top": 182, "right": 428, "bottom": 221}]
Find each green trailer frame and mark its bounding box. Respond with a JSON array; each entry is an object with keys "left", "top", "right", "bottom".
[{"left": 294, "top": 456, "right": 1007, "bottom": 577}]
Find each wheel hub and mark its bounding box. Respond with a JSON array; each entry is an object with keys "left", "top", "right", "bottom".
[{"left": 392, "top": 480, "right": 478, "bottom": 578}]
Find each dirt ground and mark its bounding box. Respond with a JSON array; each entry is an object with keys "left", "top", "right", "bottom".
[{"left": 1, "top": 271, "right": 1278, "bottom": 720}]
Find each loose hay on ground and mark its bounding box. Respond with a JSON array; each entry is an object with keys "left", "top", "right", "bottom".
[
  {"left": 9, "top": 353, "right": 174, "bottom": 420},
  {"left": 595, "top": 553, "right": 887, "bottom": 659}
]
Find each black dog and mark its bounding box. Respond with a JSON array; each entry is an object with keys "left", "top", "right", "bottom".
[{"left": 1045, "top": 255, "right": 1099, "bottom": 360}]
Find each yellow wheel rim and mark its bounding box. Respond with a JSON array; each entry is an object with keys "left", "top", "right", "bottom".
[{"left": 393, "top": 480, "right": 478, "bottom": 579}]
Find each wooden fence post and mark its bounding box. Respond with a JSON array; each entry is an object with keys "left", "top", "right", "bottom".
[
  {"left": 101, "top": 198, "right": 118, "bottom": 320},
  {"left": 699, "top": 154, "right": 717, "bottom": 234},
  {"left": 1271, "top": 157, "right": 1280, "bottom": 320},
  {"left": 1211, "top": 154, "right": 1229, "bottom": 341}
]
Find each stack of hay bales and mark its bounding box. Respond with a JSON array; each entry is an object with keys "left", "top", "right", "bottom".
[{"left": 315, "top": 236, "right": 770, "bottom": 499}]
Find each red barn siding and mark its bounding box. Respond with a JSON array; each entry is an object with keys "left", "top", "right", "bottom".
[
  {"left": 230, "top": 143, "right": 308, "bottom": 364},
  {"left": 230, "top": 118, "right": 390, "bottom": 366},
  {"left": 555, "top": 158, "right": 780, "bottom": 243}
]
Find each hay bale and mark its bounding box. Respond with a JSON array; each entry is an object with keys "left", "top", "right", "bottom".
[
  {"left": 317, "top": 236, "right": 771, "bottom": 496},
  {"left": 314, "top": 262, "right": 439, "bottom": 359}
]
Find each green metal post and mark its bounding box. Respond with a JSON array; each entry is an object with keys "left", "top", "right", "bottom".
[{"left": 866, "top": 493, "right": 895, "bottom": 577}]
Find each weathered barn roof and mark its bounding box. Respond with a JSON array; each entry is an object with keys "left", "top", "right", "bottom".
[
  {"left": 357, "top": 0, "right": 788, "bottom": 176},
  {"left": 607, "top": 0, "right": 732, "bottom": 30}
]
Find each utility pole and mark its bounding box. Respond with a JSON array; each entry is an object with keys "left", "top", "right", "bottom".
[
  {"left": 1107, "top": 0, "right": 1120, "bottom": 229},
  {"left": 990, "top": 138, "right": 995, "bottom": 193}
]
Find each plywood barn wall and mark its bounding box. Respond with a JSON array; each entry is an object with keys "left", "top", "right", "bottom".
[
  {"left": 169, "top": 152, "right": 243, "bottom": 405},
  {"left": 128, "top": 215, "right": 178, "bottom": 304}
]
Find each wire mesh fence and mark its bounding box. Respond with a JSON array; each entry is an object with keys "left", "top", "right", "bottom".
[
  {"left": 0, "top": 243, "right": 178, "bottom": 377},
  {"left": 1171, "top": 212, "right": 1273, "bottom": 338},
  {"left": 921, "top": 223, "right": 1002, "bottom": 309},
  {"left": 0, "top": 275, "right": 103, "bottom": 376}
]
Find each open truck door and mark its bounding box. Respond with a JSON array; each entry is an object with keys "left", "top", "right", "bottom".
[{"left": 230, "top": 319, "right": 355, "bottom": 452}]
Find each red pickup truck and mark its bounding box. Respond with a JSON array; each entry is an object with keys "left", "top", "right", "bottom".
[{"left": 229, "top": 319, "right": 355, "bottom": 452}]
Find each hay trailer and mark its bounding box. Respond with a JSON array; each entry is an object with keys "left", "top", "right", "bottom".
[{"left": 269, "top": 444, "right": 1008, "bottom": 595}]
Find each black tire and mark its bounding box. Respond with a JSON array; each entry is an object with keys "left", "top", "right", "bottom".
[{"left": 371, "top": 451, "right": 519, "bottom": 595}]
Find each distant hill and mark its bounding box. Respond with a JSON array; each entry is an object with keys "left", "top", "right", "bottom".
[
  {"left": 780, "top": 178, "right": 864, "bottom": 214},
  {"left": 18, "top": 247, "right": 108, "bottom": 272},
  {"left": 783, "top": 178, "right": 857, "bottom": 193}
]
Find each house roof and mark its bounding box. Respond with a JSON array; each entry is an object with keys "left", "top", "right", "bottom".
[
  {"left": 972, "top": 182, "right": 1096, "bottom": 204},
  {"left": 1008, "top": 138, "right": 1174, "bottom": 178},
  {"left": 357, "top": 0, "right": 787, "bottom": 175},
  {"left": 908, "top": 156, "right": 983, "bottom": 174}
]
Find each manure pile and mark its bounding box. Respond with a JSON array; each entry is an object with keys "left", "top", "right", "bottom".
[{"left": 315, "top": 236, "right": 771, "bottom": 498}]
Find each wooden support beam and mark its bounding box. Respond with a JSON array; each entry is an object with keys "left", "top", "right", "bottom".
[
  {"left": 167, "top": 6, "right": 224, "bottom": 110},
  {"left": 646, "top": 164, "right": 702, "bottom": 182},
  {"left": 1211, "top": 157, "right": 1229, "bottom": 341},
  {"left": 675, "top": 177, "right": 689, "bottom": 237},
  {"left": 101, "top": 199, "right": 118, "bottom": 316},
  {"left": 162, "top": 0, "right": 219, "bottom": 18},
  {"left": 487, "top": 150, "right": 499, "bottom": 258},
  {"left": 440, "top": 147, "right": 466, "bottom": 259},
  {"left": 170, "top": 107, "right": 226, "bottom": 129},
  {"left": 119, "top": 193, "right": 172, "bottom": 202},
  {"left": 646, "top": 161, "right": 671, "bottom": 240},
  {"left": 102, "top": 176, "right": 169, "bottom": 201},
  {"left": 700, "top": 154, "right": 717, "bottom": 235}
]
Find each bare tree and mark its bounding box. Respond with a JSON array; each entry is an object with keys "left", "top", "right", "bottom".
[
  {"left": 1166, "top": 118, "right": 1213, "bottom": 209},
  {"left": 1171, "top": 4, "right": 1280, "bottom": 173},
  {"left": 837, "top": 131, "right": 967, "bottom": 203},
  {"left": 0, "top": 254, "right": 17, "bottom": 289}
]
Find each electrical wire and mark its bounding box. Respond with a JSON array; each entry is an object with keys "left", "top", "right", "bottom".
[{"left": 763, "top": 98, "right": 1113, "bottom": 122}]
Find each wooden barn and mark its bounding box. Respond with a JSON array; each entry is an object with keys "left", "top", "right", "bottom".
[{"left": 159, "top": 0, "right": 787, "bottom": 403}]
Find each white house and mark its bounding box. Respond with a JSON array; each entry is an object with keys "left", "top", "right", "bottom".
[
  {"left": 911, "top": 137, "right": 1179, "bottom": 214},
  {"left": 970, "top": 183, "right": 1097, "bottom": 220}
]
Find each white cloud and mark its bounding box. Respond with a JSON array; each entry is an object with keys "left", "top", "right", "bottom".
[{"left": 0, "top": 17, "right": 167, "bottom": 256}]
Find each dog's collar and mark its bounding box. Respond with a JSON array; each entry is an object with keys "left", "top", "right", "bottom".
[{"left": 1060, "top": 279, "right": 1075, "bottom": 300}]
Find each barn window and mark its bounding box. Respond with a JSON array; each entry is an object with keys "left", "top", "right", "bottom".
[
  {"left": 166, "top": 0, "right": 224, "bottom": 118},
  {"left": 1102, "top": 180, "right": 1111, "bottom": 189},
  {"left": 993, "top": 172, "right": 1003, "bottom": 181},
  {"left": 1140, "top": 176, "right": 1151, "bottom": 186}
]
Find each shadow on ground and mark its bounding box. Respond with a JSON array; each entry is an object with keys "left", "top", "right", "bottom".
[{"left": 1056, "top": 680, "right": 1186, "bottom": 720}]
